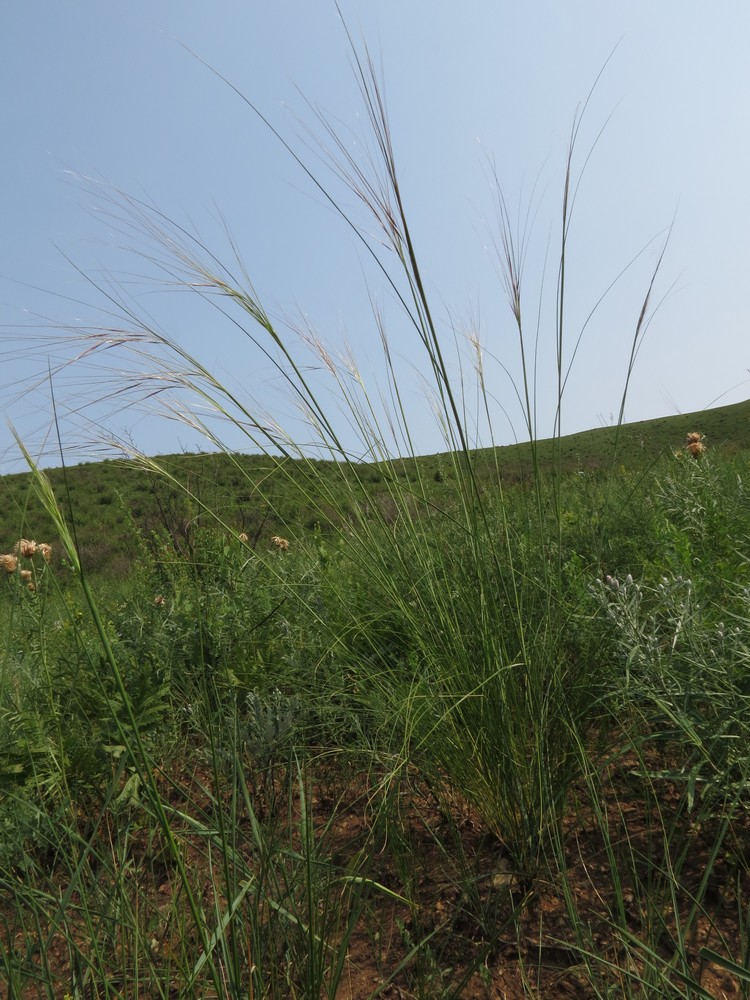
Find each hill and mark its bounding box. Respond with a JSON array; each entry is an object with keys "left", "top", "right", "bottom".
[{"left": 0, "top": 398, "right": 746, "bottom": 578}]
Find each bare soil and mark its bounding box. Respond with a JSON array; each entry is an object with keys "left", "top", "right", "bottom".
[{"left": 3, "top": 746, "right": 748, "bottom": 998}]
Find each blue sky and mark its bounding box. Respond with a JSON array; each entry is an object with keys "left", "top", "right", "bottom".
[{"left": 2, "top": 3, "right": 749, "bottom": 472}]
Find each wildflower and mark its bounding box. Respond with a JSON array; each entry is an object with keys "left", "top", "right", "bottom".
[
  {"left": 14, "top": 539, "right": 38, "bottom": 558},
  {"left": 238, "top": 532, "right": 249, "bottom": 543},
  {"left": 685, "top": 431, "right": 706, "bottom": 459},
  {"left": 0, "top": 554, "right": 17, "bottom": 574},
  {"left": 154, "top": 594, "right": 166, "bottom": 606},
  {"left": 37, "top": 543, "right": 52, "bottom": 562},
  {"left": 271, "top": 535, "right": 290, "bottom": 551},
  {"left": 19, "top": 569, "right": 32, "bottom": 581},
  {"left": 27, "top": 581, "right": 36, "bottom": 592}
]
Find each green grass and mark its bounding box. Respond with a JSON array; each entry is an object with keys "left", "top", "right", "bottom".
[
  {"left": 0, "top": 396, "right": 745, "bottom": 579},
  {"left": 3, "top": 449, "right": 750, "bottom": 996}
]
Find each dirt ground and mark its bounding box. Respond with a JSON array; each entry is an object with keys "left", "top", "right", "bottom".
[{"left": 3, "top": 748, "right": 748, "bottom": 998}]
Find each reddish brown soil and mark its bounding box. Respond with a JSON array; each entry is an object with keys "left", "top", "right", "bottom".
[{"left": 2, "top": 749, "right": 748, "bottom": 999}]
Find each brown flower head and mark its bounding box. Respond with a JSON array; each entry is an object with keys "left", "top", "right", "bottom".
[
  {"left": 154, "top": 594, "right": 166, "bottom": 607},
  {"left": 0, "top": 554, "right": 18, "bottom": 574},
  {"left": 14, "top": 539, "right": 38, "bottom": 558},
  {"left": 238, "top": 532, "right": 249, "bottom": 543},
  {"left": 20, "top": 569, "right": 33, "bottom": 581},
  {"left": 685, "top": 431, "right": 706, "bottom": 459},
  {"left": 37, "top": 543, "right": 52, "bottom": 562},
  {"left": 271, "top": 535, "right": 290, "bottom": 551}
]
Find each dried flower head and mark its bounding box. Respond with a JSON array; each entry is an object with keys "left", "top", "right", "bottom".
[
  {"left": 14, "top": 539, "right": 38, "bottom": 558},
  {"left": 271, "top": 535, "right": 290, "bottom": 551},
  {"left": 0, "top": 554, "right": 18, "bottom": 574},
  {"left": 685, "top": 432, "right": 703, "bottom": 444},
  {"left": 686, "top": 440, "right": 706, "bottom": 458},
  {"left": 154, "top": 594, "right": 166, "bottom": 606},
  {"left": 238, "top": 532, "right": 249, "bottom": 543},
  {"left": 20, "top": 569, "right": 33, "bottom": 581},
  {"left": 37, "top": 543, "right": 52, "bottom": 562},
  {"left": 27, "top": 581, "right": 36, "bottom": 592}
]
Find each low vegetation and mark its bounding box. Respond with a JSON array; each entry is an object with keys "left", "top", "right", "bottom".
[{"left": 2, "top": 436, "right": 750, "bottom": 998}]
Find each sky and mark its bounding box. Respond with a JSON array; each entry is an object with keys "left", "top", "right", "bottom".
[{"left": 2, "top": 2, "right": 749, "bottom": 473}]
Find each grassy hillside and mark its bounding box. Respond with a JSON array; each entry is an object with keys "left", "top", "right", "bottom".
[
  {"left": 3, "top": 410, "right": 750, "bottom": 996},
  {"left": 1, "top": 398, "right": 746, "bottom": 578}
]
